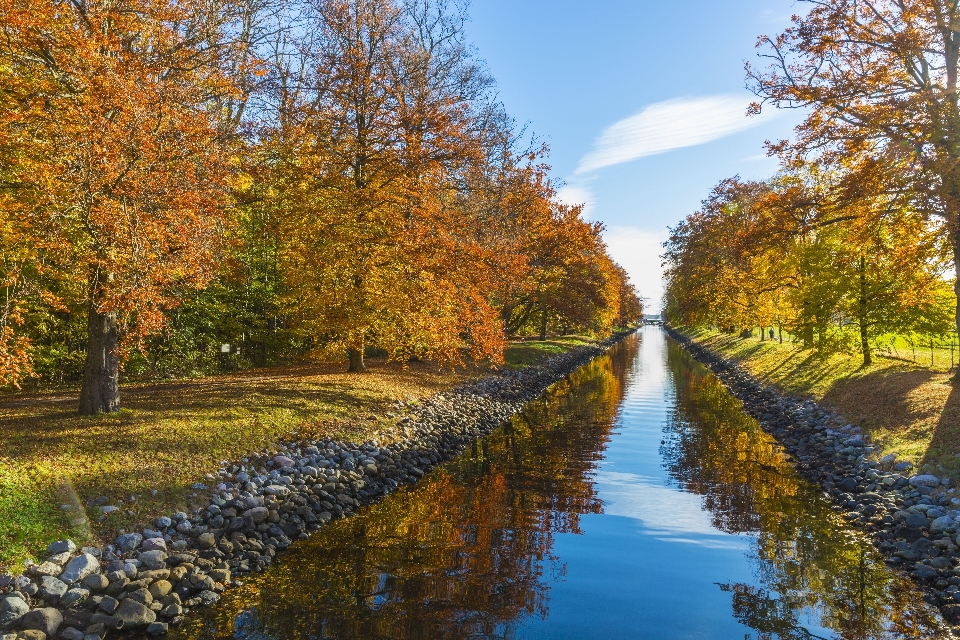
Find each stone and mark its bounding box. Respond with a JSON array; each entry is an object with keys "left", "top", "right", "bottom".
[
  {"left": 273, "top": 455, "right": 295, "bottom": 468},
  {"left": 905, "top": 513, "right": 930, "bottom": 528},
  {"left": 197, "top": 590, "right": 219, "bottom": 606},
  {"left": 196, "top": 533, "right": 215, "bottom": 550},
  {"left": 146, "top": 622, "right": 169, "bottom": 637},
  {"left": 114, "top": 533, "right": 142, "bottom": 553},
  {"left": 32, "top": 562, "right": 62, "bottom": 578},
  {"left": 81, "top": 574, "right": 108, "bottom": 592},
  {"left": 912, "top": 564, "right": 938, "bottom": 580},
  {"left": 59, "top": 587, "right": 90, "bottom": 608},
  {"left": 245, "top": 507, "right": 269, "bottom": 524},
  {"left": 141, "top": 538, "right": 167, "bottom": 553},
  {"left": 262, "top": 485, "right": 289, "bottom": 497},
  {"left": 837, "top": 477, "right": 858, "bottom": 493},
  {"left": 45, "top": 552, "right": 71, "bottom": 567},
  {"left": 113, "top": 599, "right": 156, "bottom": 628},
  {"left": 148, "top": 581, "right": 172, "bottom": 599},
  {"left": 894, "top": 461, "right": 914, "bottom": 472},
  {"left": 930, "top": 515, "right": 956, "bottom": 533},
  {"left": 99, "top": 507, "right": 119, "bottom": 515},
  {"left": 79, "top": 547, "right": 101, "bottom": 559},
  {"left": 60, "top": 554, "right": 99, "bottom": 584},
  {"left": 39, "top": 575, "right": 68, "bottom": 600},
  {"left": 59, "top": 627, "right": 84, "bottom": 640},
  {"left": 98, "top": 596, "right": 119, "bottom": 615},
  {"left": 45, "top": 540, "right": 76, "bottom": 556},
  {"left": 138, "top": 551, "right": 167, "bottom": 571},
  {"left": 124, "top": 588, "right": 152, "bottom": 606},
  {"left": 19, "top": 608, "right": 62, "bottom": 637},
  {"left": 908, "top": 474, "right": 941, "bottom": 488},
  {"left": 19, "top": 631, "right": 46, "bottom": 640},
  {"left": 209, "top": 568, "right": 229, "bottom": 584},
  {"left": 156, "top": 517, "right": 172, "bottom": 529},
  {"left": 0, "top": 595, "right": 29, "bottom": 628},
  {"left": 879, "top": 453, "right": 897, "bottom": 466}
]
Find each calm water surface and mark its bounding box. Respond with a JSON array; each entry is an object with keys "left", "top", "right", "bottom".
[{"left": 175, "top": 327, "right": 946, "bottom": 639}]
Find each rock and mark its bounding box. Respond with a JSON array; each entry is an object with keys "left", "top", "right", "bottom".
[
  {"left": 197, "top": 590, "right": 219, "bottom": 606},
  {"left": 99, "top": 506, "right": 119, "bottom": 515},
  {"left": 905, "top": 513, "right": 930, "bottom": 528},
  {"left": 39, "top": 575, "right": 68, "bottom": 600},
  {"left": 837, "top": 477, "right": 858, "bottom": 493},
  {"left": 19, "top": 631, "right": 46, "bottom": 640},
  {"left": 19, "top": 608, "right": 62, "bottom": 637},
  {"left": 262, "top": 485, "right": 289, "bottom": 497},
  {"left": 45, "top": 552, "right": 71, "bottom": 567},
  {"left": 114, "top": 533, "right": 142, "bottom": 552},
  {"left": 45, "top": 540, "right": 76, "bottom": 556},
  {"left": 930, "top": 515, "right": 956, "bottom": 533},
  {"left": 209, "top": 568, "right": 229, "bottom": 584},
  {"left": 60, "top": 627, "right": 84, "bottom": 640},
  {"left": 273, "top": 456, "right": 295, "bottom": 468},
  {"left": 146, "top": 622, "right": 169, "bottom": 637},
  {"left": 245, "top": 507, "right": 269, "bottom": 524},
  {"left": 156, "top": 517, "right": 172, "bottom": 529},
  {"left": 98, "top": 596, "right": 119, "bottom": 615},
  {"left": 80, "top": 547, "right": 101, "bottom": 559},
  {"left": 0, "top": 595, "right": 29, "bottom": 628},
  {"left": 879, "top": 453, "right": 897, "bottom": 466},
  {"left": 909, "top": 474, "right": 941, "bottom": 488},
  {"left": 60, "top": 554, "right": 99, "bottom": 584},
  {"left": 138, "top": 551, "right": 167, "bottom": 571},
  {"left": 81, "top": 574, "right": 108, "bottom": 592},
  {"left": 59, "top": 587, "right": 90, "bottom": 608},
  {"left": 196, "top": 533, "right": 215, "bottom": 550},
  {"left": 912, "top": 564, "right": 938, "bottom": 580},
  {"left": 113, "top": 599, "right": 156, "bottom": 628},
  {"left": 893, "top": 461, "right": 914, "bottom": 472},
  {"left": 124, "top": 588, "right": 152, "bottom": 606},
  {"left": 141, "top": 538, "right": 167, "bottom": 553},
  {"left": 943, "top": 603, "right": 960, "bottom": 623},
  {"left": 148, "top": 581, "right": 173, "bottom": 599},
  {"left": 31, "top": 562, "right": 62, "bottom": 578}
]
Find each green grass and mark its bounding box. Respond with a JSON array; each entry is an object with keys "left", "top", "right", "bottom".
[
  {"left": 502, "top": 336, "right": 596, "bottom": 369},
  {"left": 678, "top": 326, "right": 960, "bottom": 478},
  {"left": 0, "top": 336, "right": 600, "bottom": 572}
]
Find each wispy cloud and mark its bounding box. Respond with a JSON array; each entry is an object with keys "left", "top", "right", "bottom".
[{"left": 575, "top": 95, "right": 777, "bottom": 175}]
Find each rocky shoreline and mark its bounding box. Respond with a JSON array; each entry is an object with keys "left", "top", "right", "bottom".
[
  {"left": 0, "top": 331, "right": 634, "bottom": 640},
  {"left": 665, "top": 325, "right": 960, "bottom": 631}
]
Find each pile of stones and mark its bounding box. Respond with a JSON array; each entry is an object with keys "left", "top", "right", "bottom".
[
  {"left": 0, "top": 331, "right": 634, "bottom": 640},
  {"left": 666, "top": 326, "right": 960, "bottom": 629}
]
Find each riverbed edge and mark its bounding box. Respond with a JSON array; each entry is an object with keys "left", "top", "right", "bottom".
[
  {"left": 664, "top": 324, "right": 960, "bottom": 632},
  {"left": 0, "top": 329, "right": 636, "bottom": 640}
]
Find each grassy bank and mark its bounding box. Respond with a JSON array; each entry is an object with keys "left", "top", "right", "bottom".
[
  {"left": 677, "top": 326, "right": 960, "bottom": 479},
  {"left": 0, "top": 336, "right": 595, "bottom": 571}
]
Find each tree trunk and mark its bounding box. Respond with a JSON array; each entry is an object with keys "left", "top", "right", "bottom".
[
  {"left": 954, "top": 239, "right": 960, "bottom": 344},
  {"left": 859, "top": 256, "right": 871, "bottom": 367},
  {"left": 539, "top": 309, "right": 548, "bottom": 341},
  {"left": 347, "top": 346, "right": 366, "bottom": 373},
  {"left": 79, "top": 302, "right": 120, "bottom": 414}
]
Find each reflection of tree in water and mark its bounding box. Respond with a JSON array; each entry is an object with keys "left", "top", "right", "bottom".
[
  {"left": 661, "top": 342, "right": 944, "bottom": 639},
  {"left": 175, "top": 339, "right": 635, "bottom": 640}
]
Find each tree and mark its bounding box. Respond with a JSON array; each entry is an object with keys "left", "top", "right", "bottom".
[
  {"left": 0, "top": 0, "right": 238, "bottom": 411},
  {"left": 747, "top": 0, "right": 960, "bottom": 337}
]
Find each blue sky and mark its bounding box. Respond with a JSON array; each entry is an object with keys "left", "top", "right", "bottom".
[{"left": 465, "top": 0, "right": 804, "bottom": 310}]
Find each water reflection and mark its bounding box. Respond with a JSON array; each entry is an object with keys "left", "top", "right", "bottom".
[
  {"left": 173, "top": 330, "right": 944, "bottom": 640},
  {"left": 662, "top": 341, "right": 942, "bottom": 639}
]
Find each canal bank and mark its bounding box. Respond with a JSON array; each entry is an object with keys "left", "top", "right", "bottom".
[
  {"left": 170, "top": 327, "right": 946, "bottom": 639},
  {"left": 0, "top": 331, "right": 635, "bottom": 640},
  {"left": 665, "top": 324, "right": 960, "bottom": 631}
]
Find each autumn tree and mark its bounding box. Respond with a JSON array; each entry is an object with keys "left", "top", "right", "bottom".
[
  {"left": 0, "top": 0, "right": 239, "bottom": 411},
  {"left": 747, "top": 0, "right": 960, "bottom": 337}
]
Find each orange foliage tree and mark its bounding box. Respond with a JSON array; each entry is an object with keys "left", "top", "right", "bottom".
[{"left": 0, "top": 0, "right": 238, "bottom": 411}]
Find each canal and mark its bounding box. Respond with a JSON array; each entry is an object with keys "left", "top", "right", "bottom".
[{"left": 174, "top": 327, "right": 945, "bottom": 639}]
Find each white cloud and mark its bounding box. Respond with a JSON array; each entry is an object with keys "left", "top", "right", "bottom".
[
  {"left": 603, "top": 226, "right": 667, "bottom": 312},
  {"left": 576, "top": 95, "right": 777, "bottom": 174},
  {"left": 555, "top": 183, "right": 595, "bottom": 218}
]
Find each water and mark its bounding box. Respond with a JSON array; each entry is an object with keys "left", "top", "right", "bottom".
[{"left": 174, "top": 327, "right": 946, "bottom": 639}]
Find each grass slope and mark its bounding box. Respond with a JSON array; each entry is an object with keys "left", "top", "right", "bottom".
[
  {"left": 680, "top": 327, "right": 960, "bottom": 480},
  {"left": 0, "top": 336, "right": 596, "bottom": 571}
]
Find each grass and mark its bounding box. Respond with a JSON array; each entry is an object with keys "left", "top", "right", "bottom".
[
  {"left": 679, "top": 326, "right": 960, "bottom": 480},
  {"left": 0, "top": 336, "right": 597, "bottom": 572}
]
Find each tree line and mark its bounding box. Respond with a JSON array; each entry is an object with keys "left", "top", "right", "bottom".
[
  {"left": 663, "top": 0, "right": 960, "bottom": 366},
  {"left": 0, "top": 0, "right": 642, "bottom": 413}
]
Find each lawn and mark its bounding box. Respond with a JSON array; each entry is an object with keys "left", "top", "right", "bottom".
[
  {"left": 0, "top": 336, "right": 596, "bottom": 571},
  {"left": 679, "top": 327, "right": 960, "bottom": 480}
]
